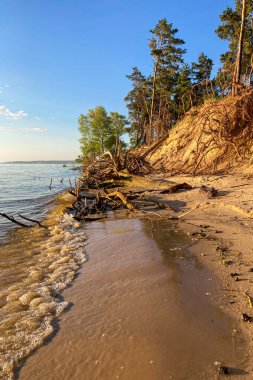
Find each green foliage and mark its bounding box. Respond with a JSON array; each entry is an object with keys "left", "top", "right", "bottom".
[
  {"left": 125, "top": 18, "right": 214, "bottom": 146},
  {"left": 109, "top": 112, "right": 129, "bottom": 155},
  {"left": 149, "top": 19, "right": 187, "bottom": 136},
  {"left": 215, "top": 1, "right": 253, "bottom": 87},
  {"left": 174, "top": 64, "right": 192, "bottom": 115},
  {"left": 79, "top": 4, "right": 253, "bottom": 153},
  {"left": 78, "top": 106, "right": 128, "bottom": 159},
  {"left": 125, "top": 67, "right": 152, "bottom": 146},
  {"left": 192, "top": 53, "right": 213, "bottom": 83},
  {"left": 191, "top": 53, "right": 214, "bottom": 105},
  {"left": 149, "top": 19, "right": 186, "bottom": 74}
]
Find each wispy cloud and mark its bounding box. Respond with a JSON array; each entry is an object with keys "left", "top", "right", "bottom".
[
  {"left": 0, "top": 105, "right": 28, "bottom": 119},
  {"left": 0, "top": 126, "right": 47, "bottom": 133}
]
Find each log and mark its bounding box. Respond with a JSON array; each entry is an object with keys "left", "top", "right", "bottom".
[
  {"left": 160, "top": 182, "right": 192, "bottom": 194},
  {"left": 74, "top": 214, "right": 107, "bottom": 222}
]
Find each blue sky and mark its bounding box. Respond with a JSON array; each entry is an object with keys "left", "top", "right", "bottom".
[{"left": 0, "top": 0, "right": 234, "bottom": 161}]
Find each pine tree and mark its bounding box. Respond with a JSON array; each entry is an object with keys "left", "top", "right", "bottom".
[
  {"left": 216, "top": 0, "right": 253, "bottom": 90},
  {"left": 148, "top": 19, "right": 186, "bottom": 142},
  {"left": 191, "top": 53, "right": 214, "bottom": 104},
  {"left": 125, "top": 67, "right": 152, "bottom": 146},
  {"left": 174, "top": 64, "right": 192, "bottom": 117}
]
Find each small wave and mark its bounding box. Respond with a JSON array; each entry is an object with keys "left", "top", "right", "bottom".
[{"left": 0, "top": 213, "right": 86, "bottom": 379}]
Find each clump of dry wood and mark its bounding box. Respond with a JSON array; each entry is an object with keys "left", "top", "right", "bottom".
[
  {"left": 66, "top": 153, "right": 196, "bottom": 222},
  {"left": 78, "top": 151, "right": 151, "bottom": 190}
]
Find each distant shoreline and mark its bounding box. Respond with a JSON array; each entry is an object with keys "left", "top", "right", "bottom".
[{"left": 0, "top": 160, "right": 76, "bottom": 164}]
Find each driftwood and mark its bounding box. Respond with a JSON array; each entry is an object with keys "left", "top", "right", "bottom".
[
  {"left": 105, "top": 191, "right": 135, "bottom": 210},
  {"left": 245, "top": 292, "right": 253, "bottom": 308},
  {"left": 75, "top": 214, "right": 107, "bottom": 222},
  {"left": 0, "top": 213, "right": 32, "bottom": 228},
  {"left": 242, "top": 313, "right": 253, "bottom": 322},
  {"left": 0, "top": 212, "right": 48, "bottom": 229},
  {"left": 18, "top": 214, "right": 47, "bottom": 229},
  {"left": 200, "top": 185, "right": 218, "bottom": 198},
  {"left": 168, "top": 205, "right": 200, "bottom": 220},
  {"left": 160, "top": 182, "right": 192, "bottom": 194},
  {"left": 69, "top": 153, "right": 197, "bottom": 222}
]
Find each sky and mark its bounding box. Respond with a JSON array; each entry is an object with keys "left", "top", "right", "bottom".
[{"left": 0, "top": 0, "right": 234, "bottom": 162}]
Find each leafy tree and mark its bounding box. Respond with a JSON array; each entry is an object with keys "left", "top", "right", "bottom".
[
  {"left": 78, "top": 106, "right": 111, "bottom": 159},
  {"left": 78, "top": 106, "right": 128, "bottom": 160},
  {"left": 109, "top": 112, "right": 129, "bottom": 155}
]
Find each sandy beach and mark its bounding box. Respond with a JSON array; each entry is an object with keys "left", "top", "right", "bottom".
[{"left": 18, "top": 173, "right": 253, "bottom": 379}]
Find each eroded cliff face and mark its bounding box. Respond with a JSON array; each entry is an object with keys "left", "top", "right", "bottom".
[{"left": 146, "top": 92, "right": 253, "bottom": 175}]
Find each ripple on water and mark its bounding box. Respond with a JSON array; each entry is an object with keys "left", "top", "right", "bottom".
[{"left": 0, "top": 212, "right": 86, "bottom": 379}]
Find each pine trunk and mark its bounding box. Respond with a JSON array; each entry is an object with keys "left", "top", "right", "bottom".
[
  {"left": 232, "top": 0, "right": 247, "bottom": 95},
  {"left": 149, "top": 59, "right": 158, "bottom": 144}
]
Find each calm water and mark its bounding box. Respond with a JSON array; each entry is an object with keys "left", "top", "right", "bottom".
[
  {"left": 0, "top": 163, "right": 79, "bottom": 241},
  {"left": 0, "top": 163, "right": 86, "bottom": 379}
]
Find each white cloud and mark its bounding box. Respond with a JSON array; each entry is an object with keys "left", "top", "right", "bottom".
[
  {"left": 0, "top": 105, "right": 28, "bottom": 119},
  {"left": 0, "top": 126, "right": 47, "bottom": 133}
]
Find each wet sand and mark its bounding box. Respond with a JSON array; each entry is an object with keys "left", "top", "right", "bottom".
[{"left": 19, "top": 218, "right": 247, "bottom": 380}]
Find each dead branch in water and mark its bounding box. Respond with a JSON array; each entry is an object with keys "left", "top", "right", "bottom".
[
  {"left": 0, "top": 212, "right": 48, "bottom": 229},
  {"left": 18, "top": 214, "right": 48, "bottom": 229},
  {"left": 0, "top": 213, "right": 32, "bottom": 228}
]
